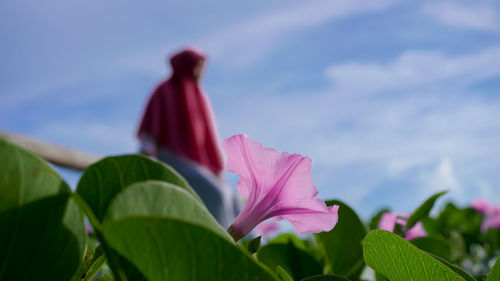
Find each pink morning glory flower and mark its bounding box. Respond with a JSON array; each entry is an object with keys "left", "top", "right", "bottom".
[
  {"left": 481, "top": 215, "right": 500, "bottom": 232},
  {"left": 378, "top": 212, "right": 426, "bottom": 240},
  {"left": 406, "top": 222, "right": 426, "bottom": 240},
  {"left": 471, "top": 198, "right": 491, "bottom": 214},
  {"left": 223, "top": 134, "right": 339, "bottom": 241},
  {"left": 471, "top": 198, "right": 500, "bottom": 232}
]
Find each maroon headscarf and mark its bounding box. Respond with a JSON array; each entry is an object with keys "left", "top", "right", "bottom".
[{"left": 137, "top": 47, "right": 224, "bottom": 175}]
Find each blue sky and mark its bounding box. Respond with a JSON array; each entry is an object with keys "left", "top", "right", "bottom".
[{"left": 1, "top": 0, "right": 500, "bottom": 218}]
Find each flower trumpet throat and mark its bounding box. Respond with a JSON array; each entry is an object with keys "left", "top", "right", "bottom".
[{"left": 223, "top": 134, "right": 339, "bottom": 241}]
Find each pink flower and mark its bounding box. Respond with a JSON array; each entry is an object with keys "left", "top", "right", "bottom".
[
  {"left": 472, "top": 199, "right": 500, "bottom": 232},
  {"left": 379, "top": 212, "right": 399, "bottom": 232},
  {"left": 223, "top": 134, "right": 338, "bottom": 241},
  {"left": 406, "top": 222, "right": 426, "bottom": 240},
  {"left": 471, "top": 198, "right": 491, "bottom": 214},
  {"left": 378, "top": 212, "right": 426, "bottom": 240},
  {"left": 482, "top": 215, "right": 500, "bottom": 232},
  {"left": 86, "top": 225, "right": 93, "bottom": 234}
]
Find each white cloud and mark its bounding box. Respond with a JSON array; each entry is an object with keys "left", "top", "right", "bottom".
[
  {"left": 217, "top": 46, "right": 500, "bottom": 212},
  {"left": 419, "top": 157, "right": 463, "bottom": 199},
  {"left": 326, "top": 47, "right": 500, "bottom": 95},
  {"left": 0, "top": 0, "right": 397, "bottom": 111},
  {"left": 387, "top": 157, "right": 433, "bottom": 178},
  {"left": 476, "top": 180, "right": 493, "bottom": 199},
  {"left": 422, "top": 2, "right": 499, "bottom": 31},
  {"left": 4, "top": 0, "right": 500, "bottom": 216},
  {"left": 203, "top": 0, "right": 396, "bottom": 67}
]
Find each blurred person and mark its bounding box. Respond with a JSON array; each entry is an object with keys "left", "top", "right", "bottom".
[{"left": 137, "top": 47, "right": 239, "bottom": 227}]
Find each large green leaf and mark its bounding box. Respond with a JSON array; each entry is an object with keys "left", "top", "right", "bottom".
[
  {"left": 102, "top": 181, "right": 276, "bottom": 281},
  {"left": 486, "top": 257, "right": 500, "bottom": 281},
  {"left": 257, "top": 242, "right": 323, "bottom": 281},
  {"left": 407, "top": 191, "right": 446, "bottom": 229},
  {"left": 301, "top": 275, "right": 351, "bottom": 281},
  {"left": 431, "top": 254, "right": 477, "bottom": 281},
  {"left": 375, "top": 272, "right": 389, "bottom": 281},
  {"left": 0, "top": 139, "right": 69, "bottom": 212},
  {"left": 0, "top": 139, "right": 86, "bottom": 281},
  {"left": 103, "top": 181, "right": 230, "bottom": 240},
  {"left": 77, "top": 154, "right": 200, "bottom": 222},
  {"left": 76, "top": 155, "right": 204, "bottom": 281},
  {"left": 410, "top": 236, "right": 452, "bottom": 261},
  {"left": 276, "top": 266, "right": 294, "bottom": 281},
  {"left": 363, "top": 230, "right": 466, "bottom": 281},
  {"left": 315, "top": 200, "right": 366, "bottom": 279}
]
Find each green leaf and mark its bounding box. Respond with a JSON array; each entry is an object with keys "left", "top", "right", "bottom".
[
  {"left": 81, "top": 246, "right": 107, "bottom": 281},
  {"left": 72, "top": 192, "right": 141, "bottom": 281},
  {"left": 102, "top": 181, "right": 276, "bottom": 281},
  {"left": 104, "top": 181, "right": 231, "bottom": 240},
  {"left": 77, "top": 154, "right": 200, "bottom": 222},
  {"left": 0, "top": 139, "right": 86, "bottom": 281},
  {"left": 315, "top": 200, "right": 366, "bottom": 279},
  {"left": 257, "top": 241, "right": 323, "bottom": 281},
  {"left": 363, "top": 230, "right": 466, "bottom": 281},
  {"left": 410, "top": 236, "right": 452, "bottom": 261},
  {"left": 430, "top": 254, "right": 477, "bottom": 281},
  {"left": 434, "top": 203, "right": 483, "bottom": 251},
  {"left": 248, "top": 236, "right": 262, "bottom": 254},
  {"left": 375, "top": 272, "right": 389, "bottom": 281},
  {"left": 76, "top": 155, "right": 203, "bottom": 281},
  {"left": 268, "top": 233, "right": 323, "bottom": 261},
  {"left": 407, "top": 191, "right": 447, "bottom": 229},
  {"left": 301, "top": 274, "right": 351, "bottom": 281},
  {"left": 269, "top": 233, "right": 308, "bottom": 249},
  {"left": 486, "top": 228, "right": 500, "bottom": 252},
  {"left": 0, "top": 138, "right": 69, "bottom": 212},
  {"left": 94, "top": 264, "right": 114, "bottom": 281},
  {"left": 486, "top": 257, "right": 500, "bottom": 281},
  {"left": 70, "top": 247, "right": 94, "bottom": 281},
  {"left": 276, "top": 265, "right": 294, "bottom": 281}
]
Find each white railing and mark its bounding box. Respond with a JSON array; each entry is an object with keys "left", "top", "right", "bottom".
[{"left": 0, "top": 130, "right": 101, "bottom": 171}]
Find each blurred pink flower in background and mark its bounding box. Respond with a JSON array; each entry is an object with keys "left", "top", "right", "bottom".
[
  {"left": 254, "top": 218, "right": 280, "bottom": 237},
  {"left": 378, "top": 212, "right": 426, "bottom": 240},
  {"left": 471, "top": 198, "right": 500, "bottom": 232},
  {"left": 406, "top": 222, "right": 426, "bottom": 240},
  {"left": 471, "top": 198, "right": 491, "bottom": 214},
  {"left": 86, "top": 225, "right": 93, "bottom": 234},
  {"left": 378, "top": 212, "right": 398, "bottom": 232},
  {"left": 482, "top": 215, "right": 500, "bottom": 231},
  {"left": 223, "top": 134, "right": 338, "bottom": 241}
]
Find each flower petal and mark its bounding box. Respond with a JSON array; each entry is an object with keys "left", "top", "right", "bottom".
[
  {"left": 223, "top": 134, "right": 281, "bottom": 199},
  {"left": 378, "top": 212, "right": 397, "bottom": 232},
  {"left": 482, "top": 214, "right": 500, "bottom": 232},
  {"left": 406, "top": 222, "right": 426, "bottom": 240},
  {"left": 280, "top": 203, "right": 339, "bottom": 234},
  {"left": 471, "top": 198, "right": 491, "bottom": 214},
  {"left": 222, "top": 134, "right": 318, "bottom": 202},
  {"left": 224, "top": 134, "right": 338, "bottom": 239}
]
